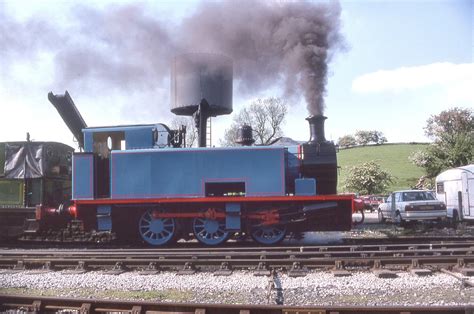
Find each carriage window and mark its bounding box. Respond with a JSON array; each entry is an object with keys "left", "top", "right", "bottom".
[
  {"left": 45, "top": 146, "right": 72, "bottom": 178},
  {"left": 436, "top": 182, "right": 444, "bottom": 194}
]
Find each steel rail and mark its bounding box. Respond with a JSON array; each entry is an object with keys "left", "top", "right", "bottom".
[
  {"left": 8, "top": 235, "right": 474, "bottom": 248},
  {"left": 0, "top": 244, "right": 472, "bottom": 273},
  {"left": 0, "top": 254, "right": 472, "bottom": 268},
  {"left": 0, "top": 248, "right": 472, "bottom": 263},
  {"left": 3, "top": 240, "right": 474, "bottom": 254},
  {"left": 0, "top": 241, "right": 472, "bottom": 261},
  {"left": 0, "top": 294, "right": 472, "bottom": 314}
]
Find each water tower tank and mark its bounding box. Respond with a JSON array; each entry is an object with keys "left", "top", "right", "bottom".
[{"left": 171, "top": 53, "right": 233, "bottom": 117}]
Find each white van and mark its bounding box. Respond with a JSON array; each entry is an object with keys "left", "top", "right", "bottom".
[{"left": 435, "top": 164, "right": 474, "bottom": 222}]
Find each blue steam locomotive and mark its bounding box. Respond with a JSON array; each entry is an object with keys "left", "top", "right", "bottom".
[{"left": 38, "top": 53, "right": 354, "bottom": 246}]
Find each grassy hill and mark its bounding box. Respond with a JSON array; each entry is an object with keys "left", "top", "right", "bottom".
[{"left": 337, "top": 143, "right": 429, "bottom": 193}]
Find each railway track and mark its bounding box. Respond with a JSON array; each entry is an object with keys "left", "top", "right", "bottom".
[
  {"left": 6, "top": 233, "right": 474, "bottom": 246},
  {"left": 1, "top": 242, "right": 473, "bottom": 309},
  {"left": 0, "top": 294, "right": 473, "bottom": 314},
  {"left": 3, "top": 233, "right": 474, "bottom": 250},
  {"left": 1, "top": 241, "right": 473, "bottom": 277}
]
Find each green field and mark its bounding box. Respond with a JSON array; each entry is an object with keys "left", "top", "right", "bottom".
[{"left": 337, "top": 143, "right": 429, "bottom": 193}]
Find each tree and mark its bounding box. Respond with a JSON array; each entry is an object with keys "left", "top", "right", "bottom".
[
  {"left": 343, "top": 161, "right": 393, "bottom": 195},
  {"left": 221, "top": 97, "right": 288, "bottom": 146},
  {"left": 171, "top": 116, "right": 197, "bottom": 147},
  {"left": 409, "top": 150, "right": 439, "bottom": 178},
  {"left": 411, "top": 107, "right": 474, "bottom": 177},
  {"left": 425, "top": 107, "right": 473, "bottom": 140},
  {"left": 372, "top": 131, "right": 387, "bottom": 145},
  {"left": 355, "top": 130, "right": 372, "bottom": 146},
  {"left": 355, "top": 130, "right": 387, "bottom": 146},
  {"left": 337, "top": 135, "right": 356, "bottom": 148}
]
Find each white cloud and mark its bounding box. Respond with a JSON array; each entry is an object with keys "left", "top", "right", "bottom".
[{"left": 352, "top": 62, "right": 474, "bottom": 96}]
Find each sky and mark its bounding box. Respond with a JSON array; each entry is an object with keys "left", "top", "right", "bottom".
[{"left": 0, "top": 0, "right": 472, "bottom": 150}]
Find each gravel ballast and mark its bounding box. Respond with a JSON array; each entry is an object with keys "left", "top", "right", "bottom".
[{"left": 0, "top": 270, "right": 472, "bottom": 306}]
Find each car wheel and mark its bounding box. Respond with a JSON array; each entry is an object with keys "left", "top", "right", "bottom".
[
  {"left": 378, "top": 209, "right": 385, "bottom": 223},
  {"left": 452, "top": 210, "right": 460, "bottom": 228},
  {"left": 353, "top": 209, "right": 365, "bottom": 225}
]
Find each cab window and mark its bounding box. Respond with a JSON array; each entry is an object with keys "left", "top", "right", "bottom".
[{"left": 92, "top": 131, "right": 125, "bottom": 159}]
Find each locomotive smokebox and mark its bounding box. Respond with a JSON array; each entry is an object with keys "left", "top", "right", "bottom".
[
  {"left": 171, "top": 53, "right": 233, "bottom": 147},
  {"left": 301, "top": 114, "right": 337, "bottom": 195},
  {"left": 306, "top": 115, "right": 327, "bottom": 144}
]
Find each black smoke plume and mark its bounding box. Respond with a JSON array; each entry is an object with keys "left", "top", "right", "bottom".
[{"left": 0, "top": 1, "right": 344, "bottom": 115}]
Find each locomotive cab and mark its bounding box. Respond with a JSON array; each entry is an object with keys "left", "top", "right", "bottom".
[{"left": 76, "top": 124, "right": 184, "bottom": 199}]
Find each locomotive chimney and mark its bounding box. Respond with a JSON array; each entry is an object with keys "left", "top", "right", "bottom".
[{"left": 306, "top": 115, "right": 327, "bottom": 144}]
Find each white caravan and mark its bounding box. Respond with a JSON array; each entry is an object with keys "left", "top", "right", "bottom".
[{"left": 435, "top": 164, "right": 474, "bottom": 222}]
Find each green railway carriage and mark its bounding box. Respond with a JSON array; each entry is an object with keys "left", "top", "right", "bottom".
[{"left": 0, "top": 141, "right": 73, "bottom": 238}]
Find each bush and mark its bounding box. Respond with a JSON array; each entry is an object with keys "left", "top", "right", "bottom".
[{"left": 343, "top": 161, "right": 394, "bottom": 195}]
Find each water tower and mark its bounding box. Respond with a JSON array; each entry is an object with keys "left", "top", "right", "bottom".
[{"left": 170, "top": 53, "right": 233, "bottom": 147}]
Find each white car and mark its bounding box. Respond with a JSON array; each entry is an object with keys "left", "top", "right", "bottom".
[{"left": 378, "top": 190, "right": 446, "bottom": 224}]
